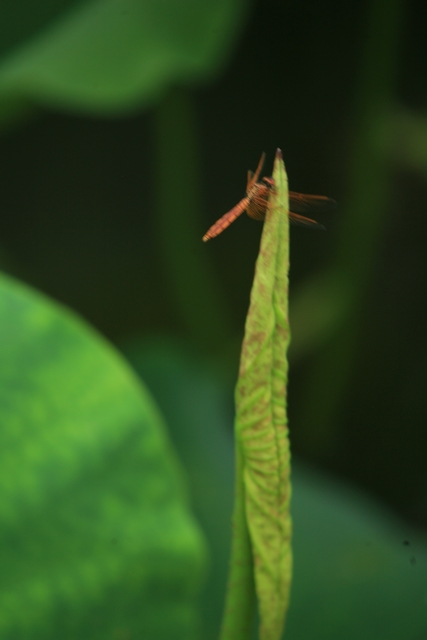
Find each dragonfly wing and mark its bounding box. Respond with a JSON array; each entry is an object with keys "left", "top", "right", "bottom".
[
  {"left": 289, "top": 192, "right": 336, "bottom": 214},
  {"left": 203, "top": 197, "right": 250, "bottom": 241},
  {"left": 289, "top": 211, "right": 326, "bottom": 230}
]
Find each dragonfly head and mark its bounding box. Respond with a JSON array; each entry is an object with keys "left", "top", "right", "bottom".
[{"left": 262, "top": 176, "right": 275, "bottom": 189}]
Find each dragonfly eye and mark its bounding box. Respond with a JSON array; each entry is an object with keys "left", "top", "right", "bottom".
[{"left": 262, "top": 176, "right": 275, "bottom": 188}]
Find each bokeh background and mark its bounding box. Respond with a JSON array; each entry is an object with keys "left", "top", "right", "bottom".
[{"left": 1, "top": 0, "right": 427, "bottom": 638}]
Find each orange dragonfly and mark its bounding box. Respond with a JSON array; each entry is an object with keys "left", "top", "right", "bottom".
[{"left": 203, "top": 152, "right": 334, "bottom": 242}]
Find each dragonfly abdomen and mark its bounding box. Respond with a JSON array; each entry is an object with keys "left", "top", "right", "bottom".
[{"left": 202, "top": 196, "right": 250, "bottom": 242}]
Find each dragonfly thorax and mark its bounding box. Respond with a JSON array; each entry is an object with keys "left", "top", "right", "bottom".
[{"left": 246, "top": 180, "right": 272, "bottom": 221}]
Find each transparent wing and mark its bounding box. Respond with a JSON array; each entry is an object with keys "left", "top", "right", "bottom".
[
  {"left": 288, "top": 192, "right": 336, "bottom": 230},
  {"left": 288, "top": 211, "right": 326, "bottom": 230},
  {"left": 289, "top": 192, "right": 336, "bottom": 214}
]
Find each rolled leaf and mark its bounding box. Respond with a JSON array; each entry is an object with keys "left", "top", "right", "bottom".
[{"left": 221, "top": 149, "right": 292, "bottom": 640}]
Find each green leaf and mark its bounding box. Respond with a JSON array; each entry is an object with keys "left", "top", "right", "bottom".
[
  {"left": 121, "top": 336, "right": 235, "bottom": 640},
  {"left": 0, "top": 0, "right": 248, "bottom": 122},
  {"left": 221, "top": 150, "right": 292, "bottom": 640},
  {"left": 0, "top": 272, "right": 206, "bottom": 640}
]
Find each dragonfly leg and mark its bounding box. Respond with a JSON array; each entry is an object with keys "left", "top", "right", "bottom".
[{"left": 248, "top": 152, "right": 266, "bottom": 190}]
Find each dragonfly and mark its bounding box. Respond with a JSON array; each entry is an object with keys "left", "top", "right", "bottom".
[{"left": 202, "top": 152, "right": 334, "bottom": 242}]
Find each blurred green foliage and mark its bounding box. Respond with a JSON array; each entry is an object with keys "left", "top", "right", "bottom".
[
  {"left": 124, "top": 338, "right": 427, "bottom": 640},
  {"left": 1, "top": 0, "right": 427, "bottom": 638},
  {"left": 0, "top": 2, "right": 249, "bottom": 629},
  {"left": 0, "top": 274, "right": 206, "bottom": 639},
  {"left": 0, "top": 0, "right": 248, "bottom": 125}
]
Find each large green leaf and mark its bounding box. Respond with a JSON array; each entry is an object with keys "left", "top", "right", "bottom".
[
  {"left": 0, "top": 272, "right": 206, "bottom": 640},
  {"left": 0, "top": 0, "right": 248, "bottom": 122},
  {"left": 121, "top": 336, "right": 235, "bottom": 640}
]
